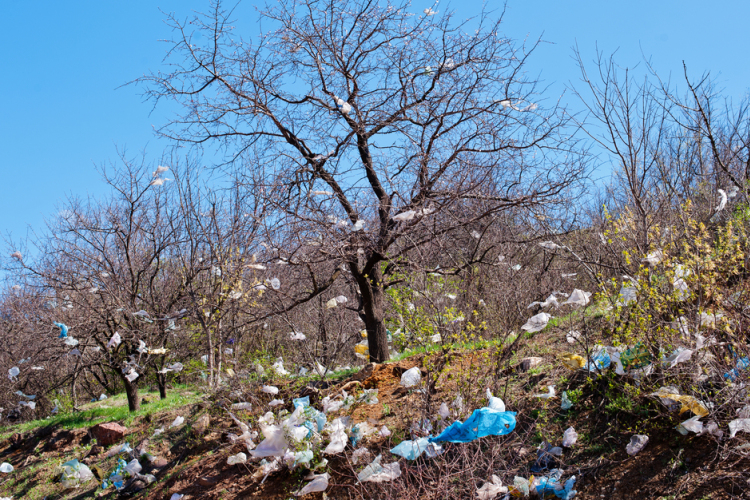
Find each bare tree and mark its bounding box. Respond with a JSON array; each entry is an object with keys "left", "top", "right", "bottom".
[{"left": 139, "top": 0, "right": 587, "bottom": 362}]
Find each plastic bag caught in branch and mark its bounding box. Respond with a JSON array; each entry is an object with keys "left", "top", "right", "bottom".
[
  {"left": 650, "top": 388, "right": 709, "bottom": 417},
  {"left": 521, "top": 313, "right": 551, "bottom": 333},
  {"left": 563, "top": 289, "right": 591, "bottom": 307},
  {"left": 485, "top": 389, "right": 505, "bottom": 412},
  {"left": 55, "top": 322, "right": 69, "bottom": 338},
  {"left": 729, "top": 419, "right": 750, "bottom": 438},
  {"left": 476, "top": 475, "right": 508, "bottom": 499},
  {"left": 358, "top": 455, "right": 401, "bottom": 483},
  {"left": 430, "top": 408, "right": 516, "bottom": 443}
]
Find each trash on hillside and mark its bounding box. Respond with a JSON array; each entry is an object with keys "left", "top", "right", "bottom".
[
  {"left": 15, "top": 391, "right": 35, "bottom": 400},
  {"left": 55, "top": 322, "right": 69, "bottom": 338},
  {"left": 617, "top": 282, "right": 637, "bottom": 306},
  {"left": 566, "top": 331, "right": 581, "bottom": 344},
  {"left": 563, "top": 289, "right": 591, "bottom": 307},
  {"left": 60, "top": 459, "right": 93, "bottom": 489},
  {"left": 324, "top": 418, "right": 349, "bottom": 455},
  {"left": 19, "top": 401, "right": 36, "bottom": 410},
  {"left": 486, "top": 389, "right": 505, "bottom": 412},
  {"left": 232, "top": 402, "right": 252, "bottom": 411},
  {"left": 561, "top": 392, "right": 573, "bottom": 410},
  {"left": 430, "top": 407, "right": 516, "bottom": 443},
  {"left": 325, "top": 298, "right": 338, "bottom": 309},
  {"left": 170, "top": 494, "right": 184, "bottom": 500},
  {"left": 272, "top": 358, "right": 290, "bottom": 376},
  {"left": 352, "top": 447, "right": 372, "bottom": 465},
  {"left": 0, "top": 463, "right": 12, "bottom": 473},
  {"left": 289, "top": 331, "right": 306, "bottom": 341},
  {"left": 227, "top": 452, "right": 247, "bottom": 465},
  {"left": 262, "top": 385, "right": 279, "bottom": 395},
  {"left": 106, "top": 442, "right": 132, "bottom": 457},
  {"left": 64, "top": 337, "right": 79, "bottom": 347},
  {"left": 269, "top": 399, "right": 284, "bottom": 407},
  {"left": 7, "top": 367, "right": 19, "bottom": 381},
  {"left": 662, "top": 347, "right": 693, "bottom": 368},
  {"left": 476, "top": 475, "right": 508, "bottom": 499},
  {"left": 439, "top": 403, "right": 450, "bottom": 419},
  {"left": 380, "top": 425, "right": 391, "bottom": 437},
  {"left": 585, "top": 347, "right": 611, "bottom": 372},
  {"left": 123, "top": 459, "right": 142, "bottom": 476},
  {"left": 534, "top": 386, "right": 556, "bottom": 399},
  {"left": 535, "top": 470, "right": 577, "bottom": 500},
  {"left": 626, "top": 434, "right": 649, "bottom": 455},
  {"left": 650, "top": 388, "right": 709, "bottom": 417},
  {"left": 561, "top": 353, "right": 585, "bottom": 370},
  {"left": 562, "top": 427, "right": 578, "bottom": 447},
  {"left": 619, "top": 343, "right": 651, "bottom": 371},
  {"left": 358, "top": 455, "right": 402, "bottom": 483},
  {"left": 400, "top": 367, "right": 422, "bottom": 388},
  {"left": 521, "top": 313, "right": 551, "bottom": 333},
  {"left": 705, "top": 420, "right": 724, "bottom": 439},
  {"left": 716, "top": 189, "right": 728, "bottom": 211},
  {"left": 724, "top": 356, "right": 750, "bottom": 381},
  {"left": 729, "top": 419, "right": 750, "bottom": 438},
  {"left": 170, "top": 416, "right": 185, "bottom": 428}
]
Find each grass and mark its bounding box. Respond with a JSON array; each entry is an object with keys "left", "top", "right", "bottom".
[{"left": 0, "top": 389, "right": 203, "bottom": 441}]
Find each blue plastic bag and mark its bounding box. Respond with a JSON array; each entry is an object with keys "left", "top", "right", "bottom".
[
  {"left": 390, "top": 437, "right": 431, "bottom": 460},
  {"left": 55, "top": 322, "right": 68, "bottom": 338},
  {"left": 430, "top": 408, "right": 516, "bottom": 443},
  {"left": 293, "top": 396, "right": 310, "bottom": 409},
  {"left": 536, "top": 472, "right": 577, "bottom": 499}
]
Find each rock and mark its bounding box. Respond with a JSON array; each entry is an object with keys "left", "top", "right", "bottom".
[
  {"left": 90, "top": 422, "right": 128, "bottom": 446},
  {"left": 350, "top": 363, "right": 377, "bottom": 382},
  {"left": 149, "top": 457, "right": 168, "bottom": 468},
  {"left": 128, "top": 479, "right": 148, "bottom": 492},
  {"left": 88, "top": 445, "right": 104, "bottom": 457},
  {"left": 194, "top": 414, "right": 210, "bottom": 435},
  {"left": 519, "top": 357, "right": 543, "bottom": 372},
  {"left": 391, "top": 387, "right": 408, "bottom": 398}
]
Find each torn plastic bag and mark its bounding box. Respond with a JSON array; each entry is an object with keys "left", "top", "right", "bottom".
[
  {"left": 170, "top": 416, "right": 184, "bottom": 428},
  {"left": 390, "top": 437, "right": 442, "bottom": 460},
  {"left": 585, "top": 347, "right": 611, "bottom": 372},
  {"left": 677, "top": 416, "right": 703, "bottom": 435},
  {"left": 650, "top": 388, "right": 709, "bottom": 417},
  {"left": 532, "top": 442, "right": 562, "bottom": 472},
  {"left": 324, "top": 418, "right": 348, "bottom": 455},
  {"left": 7, "top": 367, "right": 19, "bottom": 380},
  {"left": 626, "top": 434, "right": 648, "bottom": 455},
  {"left": 512, "top": 476, "right": 530, "bottom": 496},
  {"left": 620, "top": 343, "right": 651, "bottom": 370},
  {"left": 534, "top": 386, "right": 556, "bottom": 399},
  {"left": 476, "top": 475, "right": 508, "bottom": 499},
  {"left": 295, "top": 472, "right": 329, "bottom": 496},
  {"left": 662, "top": 347, "right": 693, "bottom": 369},
  {"left": 123, "top": 459, "right": 142, "bottom": 476},
  {"left": 562, "top": 427, "right": 578, "bottom": 447},
  {"left": 262, "top": 385, "right": 279, "bottom": 395},
  {"left": 430, "top": 408, "right": 516, "bottom": 443},
  {"left": 401, "top": 367, "right": 421, "bottom": 388},
  {"left": 352, "top": 447, "right": 372, "bottom": 465}
]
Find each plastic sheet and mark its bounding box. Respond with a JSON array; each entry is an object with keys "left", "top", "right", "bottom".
[
  {"left": 430, "top": 408, "right": 516, "bottom": 443},
  {"left": 390, "top": 437, "right": 442, "bottom": 460},
  {"left": 729, "top": 419, "right": 750, "bottom": 438},
  {"left": 170, "top": 416, "right": 184, "bottom": 428},
  {"left": 357, "top": 455, "right": 401, "bottom": 483},
  {"left": 0, "top": 463, "right": 12, "bottom": 473},
  {"left": 563, "top": 289, "right": 591, "bottom": 307},
  {"left": 561, "top": 392, "right": 573, "bottom": 410},
  {"left": 295, "top": 472, "right": 330, "bottom": 496}
]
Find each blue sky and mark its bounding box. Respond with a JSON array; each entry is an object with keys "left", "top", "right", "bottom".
[{"left": 1, "top": 0, "right": 748, "bottom": 244}]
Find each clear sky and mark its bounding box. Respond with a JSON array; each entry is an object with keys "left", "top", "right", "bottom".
[{"left": 1, "top": 0, "right": 748, "bottom": 244}]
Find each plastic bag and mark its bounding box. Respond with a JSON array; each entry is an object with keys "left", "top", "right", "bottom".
[
  {"left": 55, "top": 322, "right": 69, "bottom": 338},
  {"left": 289, "top": 331, "right": 306, "bottom": 341},
  {"left": 561, "top": 392, "right": 572, "bottom": 410},
  {"left": 358, "top": 455, "right": 402, "bottom": 483},
  {"left": 269, "top": 399, "right": 284, "bottom": 407},
  {"left": 521, "top": 313, "right": 551, "bottom": 333},
  {"left": 390, "top": 437, "right": 442, "bottom": 460},
  {"left": 380, "top": 425, "right": 391, "bottom": 437},
  {"left": 227, "top": 452, "right": 247, "bottom": 465},
  {"left": 534, "top": 386, "right": 556, "bottom": 399},
  {"left": 232, "top": 402, "right": 252, "bottom": 410},
  {"left": 262, "top": 385, "right": 279, "bottom": 395},
  {"left": 619, "top": 343, "right": 651, "bottom": 370},
  {"left": 476, "top": 475, "right": 508, "bottom": 499},
  {"left": 729, "top": 419, "right": 750, "bottom": 438},
  {"left": 626, "top": 434, "right": 648, "bottom": 455},
  {"left": 566, "top": 331, "right": 581, "bottom": 344},
  {"left": 561, "top": 353, "right": 585, "bottom": 370},
  {"left": 535, "top": 471, "right": 577, "bottom": 500},
  {"left": 170, "top": 416, "right": 184, "bottom": 428},
  {"left": 486, "top": 389, "right": 505, "bottom": 412},
  {"left": 650, "top": 388, "right": 709, "bottom": 417},
  {"left": 0, "top": 463, "right": 12, "bottom": 473},
  {"left": 512, "top": 476, "right": 530, "bottom": 496},
  {"left": 562, "top": 427, "right": 577, "bottom": 447},
  {"left": 106, "top": 442, "right": 132, "bottom": 457},
  {"left": 295, "top": 472, "right": 329, "bottom": 496},
  {"left": 400, "top": 367, "right": 422, "bottom": 388},
  {"left": 563, "top": 289, "right": 591, "bottom": 307},
  {"left": 123, "top": 459, "right": 142, "bottom": 476},
  {"left": 430, "top": 408, "right": 516, "bottom": 443},
  {"left": 324, "top": 418, "right": 348, "bottom": 455}
]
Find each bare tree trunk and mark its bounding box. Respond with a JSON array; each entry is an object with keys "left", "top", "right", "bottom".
[
  {"left": 206, "top": 325, "right": 215, "bottom": 388},
  {"left": 355, "top": 264, "right": 390, "bottom": 363},
  {"left": 157, "top": 372, "right": 167, "bottom": 400},
  {"left": 123, "top": 377, "right": 140, "bottom": 412}
]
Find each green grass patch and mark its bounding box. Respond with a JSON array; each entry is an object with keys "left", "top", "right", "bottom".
[{"left": 0, "top": 389, "right": 202, "bottom": 440}]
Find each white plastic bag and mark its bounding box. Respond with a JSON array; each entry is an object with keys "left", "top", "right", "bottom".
[
  {"left": 562, "top": 427, "right": 578, "bottom": 447},
  {"left": 400, "top": 367, "right": 421, "bottom": 388},
  {"left": 626, "top": 434, "right": 648, "bottom": 455},
  {"left": 227, "top": 452, "right": 247, "bottom": 465},
  {"left": 476, "top": 475, "right": 508, "bottom": 499},
  {"left": 0, "top": 463, "right": 12, "bottom": 473},
  {"left": 295, "top": 472, "right": 330, "bottom": 496},
  {"left": 170, "top": 416, "right": 184, "bottom": 428},
  {"left": 521, "top": 313, "right": 551, "bottom": 333}
]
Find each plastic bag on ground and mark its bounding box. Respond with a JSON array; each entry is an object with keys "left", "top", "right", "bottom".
[
  {"left": 535, "top": 471, "right": 577, "bottom": 500},
  {"left": 123, "top": 459, "right": 142, "bottom": 476},
  {"left": 324, "top": 418, "right": 348, "bottom": 455},
  {"left": 379, "top": 425, "right": 391, "bottom": 437},
  {"left": 476, "top": 475, "right": 508, "bottom": 499},
  {"left": 678, "top": 416, "right": 703, "bottom": 434},
  {"left": 626, "top": 434, "right": 648, "bottom": 455},
  {"left": 0, "top": 463, "right": 12, "bottom": 474},
  {"left": 390, "top": 437, "right": 442, "bottom": 460},
  {"left": 650, "top": 388, "right": 709, "bottom": 417},
  {"left": 227, "top": 452, "right": 247, "bottom": 465},
  {"left": 170, "top": 416, "right": 184, "bottom": 428},
  {"left": 400, "top": 367, "right": 421, "bottom": 388},
  {"left": 562, "top": 427, "right": 578, "bottom": 447},
  {"left": 232, "top": 402, "right": 252, "bottom": 411},
  {"left": 729, "top": 419, "right": 750, "bottom": 438},
  {"left": 566, "top": 331, "right": 581, "bottom": 344},
  {"left": 560, "top": 353, "right": 585, "bottom": 370},
  {"left": 295, "top": 472, "right": 329, "bottom": 496},
  {"left": 512, "top": 476, "right": 530, "bottom": 496},
  {"left": 262, "top": 385, "right": 279, "bottom": 395},
  {"left": 534, "top": 386, "right": 556, "bottom": 399},
  {"left": 563, "top": 289, "right": 591, "bottom": 307},
  {"left": 352, "top": 447, "right": 372, "bottom": 465},
  {"left": 561, "top": 392, "right": 572, "bottom": 410},
  {"left": 439, "top": 403, "right": 450, "bottom": 419},
  {"left": 358, "top": 455, "right": 402, "bottom": 483},
  {"left": 430, "top": 408, "right": 516, "bottom": 443},
  {"left": 485, "top": 389, "right": 505, "bottom": 412}
]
